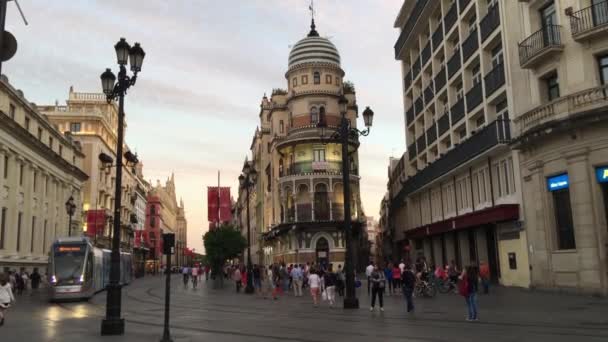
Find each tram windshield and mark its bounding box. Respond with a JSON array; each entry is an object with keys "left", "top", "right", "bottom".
[{"left": 53, "top": 244, "right": 86, "bottom": 285}]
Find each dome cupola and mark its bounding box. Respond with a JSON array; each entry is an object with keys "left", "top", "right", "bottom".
[{"left": 288, "top": 19, "right": 341, "bottom": 69}]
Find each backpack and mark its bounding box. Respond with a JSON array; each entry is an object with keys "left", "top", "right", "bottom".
[{"left": 458, "top": 277, "right": 469, "bottom": 297}]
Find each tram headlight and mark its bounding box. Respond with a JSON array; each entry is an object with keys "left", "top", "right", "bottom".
[
  {"left": 51, "top": 275, "right": 57, "bottom": 284},
  {"left": 79, "top": 275, "right": 84, "bottom": 283}
]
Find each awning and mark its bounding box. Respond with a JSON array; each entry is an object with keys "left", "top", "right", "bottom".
[{"left": 405, "top": 204, "right": 519, "bottom": 239}]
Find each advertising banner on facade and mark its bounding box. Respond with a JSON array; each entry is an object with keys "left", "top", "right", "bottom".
[
  {"left": 207, "top": 187, "right": 219, "bottom": 222},
  {"left": 86, "top": 210, "right": 106, "bottom": 238},
  {"left": 208, "top": 186, "right": 232, "bottom": 225}
]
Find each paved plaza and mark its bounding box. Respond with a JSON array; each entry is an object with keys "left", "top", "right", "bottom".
[{"left": 2, "top": 276, "right": 608, "bottom": 342}]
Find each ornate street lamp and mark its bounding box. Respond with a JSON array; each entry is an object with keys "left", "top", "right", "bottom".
[
  {"left": 65, "top": 196, "right": 76, "bottom": 237},
  {"left": 99, "top": 37, "right": 145, "bottom": 336},
  {"left": 318, "top": 94, "right": 374, "bottom": 309},
  {"left": 239, "top": 163, "right": 257, "bottom": 294}
]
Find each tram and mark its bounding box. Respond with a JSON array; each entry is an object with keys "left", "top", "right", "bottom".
[{"left": 48, "top": 236, "right": 132, "bottom": 301}]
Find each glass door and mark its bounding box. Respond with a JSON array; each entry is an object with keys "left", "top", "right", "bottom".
[{"left": 540, "top": 3, "right": 558, "bottom": 45}]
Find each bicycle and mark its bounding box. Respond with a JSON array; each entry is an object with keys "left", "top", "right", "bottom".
[{"left": 414, "top": 279, "right": 437, "bottom": 298}]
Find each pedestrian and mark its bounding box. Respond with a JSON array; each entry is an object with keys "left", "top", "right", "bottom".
[
  {"left": 191, "top": 266, "right": 199, "bottom": 289},
  {"left": 392, "top": 263, "right": 401, "bottom": 294},
  {"left": 233, "top": 266, "right": 242, "bottom": 293},
  {"left": 30, "top": 268, "right": 41, "bottom": 297},
  {"left": 448, "top": 260, "right": 459, "bottom": 291},
  {"left": 290, "top": 264, "right": 303, "bottom": 297},
  {"left": 402, "top": 263, "right": 416, "bottom": 313},
  {"left": 182, "top": 265, "right": 190, "bottom": 289},
  {"left": 205, "top": 265, "right": 210, "bottom": 281},
  {"left": 369, "top": 264, "right": 386, "bottom": 312},
  {"left": 308, "top": 268, "right": 321, "bottom": 307},
  {"left": 336, "top": 265, "right": 345, "bottom": 297},
  {"left": 384, "top": 263, "right": 393, "bottom": 296},
  {"left": 479, "top": 261, "right": 490, "bottom": 294},
  {"left": 14, "top": 271, "right": 24, "bottom": 296},
  {"left": 253, "top": 265, "right": 262, "bottom": 296},
  {"left": 0, "top": 273, "right": 16, "bottom": 327},
  {"left": 279, "top": 263, "right": 289, "bottom": 294},
  {"left": 459, "top": 265, "right": 479, "bottom": 321},
  {"left": 399, "top": 259, "right": 406, "bottom": 275},
  {"left": 322, "top": 264, "right": 337, "bottom": 307},
  {"left": 365, "top": 261, "right": 374, "bottom": 295},
  {"left": 241, "top": 266, "right": 248, "bottom": 290},
  {"left": 266, "top": 266, "right": 278, "bottom": 300},
  {"left": 303, "top": 263, "right": 310, "bottom": 290},
  {"left": 197, "top": 265, "right": 203, "bottom": 283}
]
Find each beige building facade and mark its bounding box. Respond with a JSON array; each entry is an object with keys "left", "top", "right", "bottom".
[
  {"left": 0, "top": 76, "right": 88, "bottom": 272},
  {"left": 237, "top": 21, "right": 366, "bottom": 269}
]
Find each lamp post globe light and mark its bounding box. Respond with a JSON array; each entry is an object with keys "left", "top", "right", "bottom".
[
  {"left": 99, "top": 37, "right": 145, "bottom": 336},
  {"left": 239, "top": 163, "right": 257, "bottom": 295},
  {"left": 65, "top": 196, "right": 76, "bottom": 237},
  {"left": 319, "top": 94, "right": 374, "bottom": 309}
]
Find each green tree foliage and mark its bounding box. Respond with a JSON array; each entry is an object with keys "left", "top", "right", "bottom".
[{"left": 203, "top": 224, "right": 246, "bottom": 286}]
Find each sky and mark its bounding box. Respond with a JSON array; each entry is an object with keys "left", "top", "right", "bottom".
[{"left": 4, "top": 0, "right": 405, "bottom": 253}]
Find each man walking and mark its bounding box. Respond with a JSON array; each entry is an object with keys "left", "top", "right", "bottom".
[
  {"left": 402, "top": 263, "right": 416, "bottom": 313},
  {"left": 365, "top": 261, "right": 374, "bottom": 295},
  {"left": 291, "top": 264, "right": 303, "bottom": 297},
  {"left": 191, "top": 266, "right": 199, "bottom": 289},
  {"left": 182, "top": 265, "right": 190, "bottom": 289},
  {"left": 30, "top": 268, "right": 41, "bottom": 297}
]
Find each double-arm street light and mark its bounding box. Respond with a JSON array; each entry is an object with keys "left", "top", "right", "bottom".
[
  {"left": 318, "top": 94, "right": 374, "bottom": 309},
  {"left": 99, "top": 37, "right": 145, "bottom": 336},
  {"left": 239, "top": 163, "right": 258, "bottom": 295},
  {"left": 65, "top": 196, "right": 76, "bottom": 237}
]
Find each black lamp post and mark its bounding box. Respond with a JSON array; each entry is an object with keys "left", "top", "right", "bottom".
[
  {"left": 318, "top": 94, "right": 374, "bottom": 309},
  {"left": 65, "top": 196, "right": 76, "bottom": 237},
  {"left": 99, "top": 37, "right": 145, "bottom": 336},
  {"left": 239, "top": 163, "right": 257, "bottom": 295}
]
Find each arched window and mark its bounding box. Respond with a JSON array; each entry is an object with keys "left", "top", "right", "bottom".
[
  {"left": 314, "top": 72, "right": 321, "bottom": 84},
  {"left": 311, "top": 107, "right": 319, "bottom": 124},
  {"left": 297, "top": 184, "right": 311, "bottom": 221},
  {"left": 319, "top": 107, "right": 326, "bottom": 126},
  {"left": 314, "top": 183, "right": 329, "bottom": 221},
  {"left": 150, "top": 205, "right": 156, "bottom": 215}
]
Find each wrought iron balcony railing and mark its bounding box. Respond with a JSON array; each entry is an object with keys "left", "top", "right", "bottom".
[
  {"left": 448, "top": 50, "right": 462, "bottom": 79},
  {"left": 466, "top": 82, "right": 483, "bottom": 112},
  {"left": 480, "top": 4, "right": 500, "bottom": 42},
  {"left": 569, "top": 1, "right": 608, "bottom": 38},
  {"left": 462, "top": 28, "right": 479, "bottom": 63},
  {"left": 484, "top": 62, "right": 505, "bottom": 98},
  {"left": 450, "top": 97, "right": 466, "bottom": 125},
  {"left": 394, "top": 0, "right": 430, "bottom": 59},
  {"left": 519, "top": 25, "right": 563, "bottom": 68},
  {"left": 444, "top": 3, "right": 458, "bottom": 33}
]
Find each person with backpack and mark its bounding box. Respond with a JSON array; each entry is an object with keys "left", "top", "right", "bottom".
[
  {"left": 402, "top": 263, "right": 416, "bottom": 313},
  {"left": 322, "top": 264, "right": 338, "bottom": 307},
  {"left": 369, "top": 265, "right": 386, "bottom": 312},
  {"left": 459, "top": 265, "right": 479, "bottom": 321}
]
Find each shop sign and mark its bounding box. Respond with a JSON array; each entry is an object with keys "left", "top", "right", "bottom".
[
  {"left": 595, "top": 167, "right": 608, "bottom": 183},
  {"left": 547, "top": 174, "right": 569, "bottom": 191}
]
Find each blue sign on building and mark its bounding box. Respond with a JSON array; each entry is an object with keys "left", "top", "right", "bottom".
[
  {"left": 547, "top": 174, "right": 569, "bottom": 191},
  {"left": 596, "top": 167, "right": 608, "bottom": 183}
]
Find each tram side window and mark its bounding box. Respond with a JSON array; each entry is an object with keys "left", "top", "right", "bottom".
[{"left": 86, "top": 252, "right": 94, "bottom": 282}]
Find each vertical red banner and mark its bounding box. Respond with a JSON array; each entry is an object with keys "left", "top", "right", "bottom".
[
  {"left": 219, "top": 187, "right": 232, "bottom": 223},
  {"left": 207, "top": 187, "right": 219, "bottom": 222}
]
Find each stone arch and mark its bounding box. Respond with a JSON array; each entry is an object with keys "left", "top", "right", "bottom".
[{"left": 311, "top": 231, "right": 335, "bottom": 249}]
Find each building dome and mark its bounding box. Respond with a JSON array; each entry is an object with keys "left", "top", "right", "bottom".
[{"left": 288, "top": 20, "right": 341, "bottom": 69}]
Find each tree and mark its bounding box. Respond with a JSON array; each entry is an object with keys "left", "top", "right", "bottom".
[{"left": 203, "top": 224, "right": 247, "bottom": 288}]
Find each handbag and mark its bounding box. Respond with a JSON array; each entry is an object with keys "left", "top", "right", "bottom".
[
  {"left": 321, "top": 289, "right": 328, "bottom": 301},
  {"left": 458, "top": 277, "right": 469, "bottom": 297}
]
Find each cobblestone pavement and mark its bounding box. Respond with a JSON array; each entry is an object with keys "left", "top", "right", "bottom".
[{"left": 2, "top": 275, "right": 608, "bottom": 341}]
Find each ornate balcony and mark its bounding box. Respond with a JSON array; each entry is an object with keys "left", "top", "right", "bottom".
[
  {"left": 462, "top": 28, "right": 479, "bottom": 63},
  {"left": 444, "top": 3, "right": 458, "bottom": 34},
  {"left": 279, "top": 161, "right": 343, "bottom": 177},
  {"left": 484, "top": 62, "right": 505, "bottom": 98},
  {"left": 434, "top": 66, "right": 447, "bottom": 93},
  {"left": 514, "top": 84, "right": 608, "bottom": 139},
  {"left": 448, "top": 51, "right": 461, "bottom": 79},
  {"left": 395, "top": 119, "right": 511, "bottom": 199},
  {"left": 438, "top": 112, "right": 450, "bottom": 136},
  {"left": 569, "top": 1, "right": 608, "bottom": 42},
  {"left": 450, "top": 97, "right": 465, "bottom": 125},
  {"left": 480, "top": 4, "right": 500, "bottom": 43},
  {"left": 432, "top": 23, "right": 444, "bottom": 51},
  {"left": 466, "top": 82, "right": 483, "bottom": 112},
  {"left": 519, "top": 25, "right": 563, "bottom": 69},
  {"left": 394, "top": 0, "right": 430, "bottom": 59}
]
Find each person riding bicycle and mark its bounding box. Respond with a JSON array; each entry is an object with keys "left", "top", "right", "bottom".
[{"left": 415, "top": 257, "right": 429, "bottom": 282}]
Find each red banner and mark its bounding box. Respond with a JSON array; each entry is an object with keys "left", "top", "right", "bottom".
[
  {"left": 219, "top": 187, "right": 232, "bottom": 223},
  {"left": 207, "top": 187, "right": 219, "bottom": 222},
  {"left": 86, "top": 210, "right": 106, "bottom": 238}
]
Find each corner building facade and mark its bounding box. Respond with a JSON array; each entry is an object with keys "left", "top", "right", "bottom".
[
  {"left": 241, "top": 22, "right": 365, "bottom": 269},
  {"left": 391, "top": 0, "right": 529, "bottom": 288}
]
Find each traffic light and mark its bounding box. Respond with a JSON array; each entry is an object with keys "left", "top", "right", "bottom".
[{"left": 162, "top": 233, "right": 175, "bottom": 255}]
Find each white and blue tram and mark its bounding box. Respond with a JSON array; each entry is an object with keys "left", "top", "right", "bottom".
[{"left": 48, "top": 237, "right": 132, "bottom": 301}]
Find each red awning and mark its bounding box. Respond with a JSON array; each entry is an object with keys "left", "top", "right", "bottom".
[{"left": 405, "top": 204, "right": 519, "bottom": 239}]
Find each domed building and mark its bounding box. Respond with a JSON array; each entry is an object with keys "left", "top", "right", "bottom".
[{"left": 235, "top": 20, "right": 365, "bottom": 269}]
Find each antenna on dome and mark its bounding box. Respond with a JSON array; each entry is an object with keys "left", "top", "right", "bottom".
[{"left": 307, "top": 0, "right": 319, "bottom": 37}]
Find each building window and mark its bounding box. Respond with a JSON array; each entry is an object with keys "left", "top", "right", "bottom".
[
  {"left": 476, "top": 116, "right": 485, "bottom": 128},
  {"left": 24, "top": 117, "right": 30, "bottom": 131},
  {"left": 553, "top": 187, "right": 575, "bottom": 250},
  {"left": 468, "top": 15, "right": 477, "bottom": 35},
  {"left": 70, "top": 122, "right": 81, "bottom": 132},
  {"left": 545, "top": 72, "right": 560, "bottom": 101},
  {"left": 267, "top": 142, "right": 271, "bottom": 153},
  {"left": 496, "top": 99, "right": 508, "bottom": 119},
  {"left": 59, "top": 145, "right": 63, "bottom": 157},
  {"left": 487, "top": 0, "right": 498, "bottom": 8},
  {"left": 598, "top": 55, "right": 608, "bottom": 85},
  {"left": 37, "top": 128, "right": 43, "bottom": 140},
  {"left": 3, "top": 155, "right": 8, "bottom": 179},
  {"left": 16, "top": 212, "right": 22, "bottom": 252},
  {"left": 49, "top": 137, "right": 54, "bottom": 150},
  {"left": 319, "top": 106, "right": 326, "bottom": 125},
  {"left": 279, "top": 120, "right": 284, "bottom": 133},
  {"left": 31, "top": 216, "right": 36, "bottom": 253},
  {"left": 150, "top": 216, "right": 156, "bottom": 228},
  {"left": 9, "top": 103, "right": 15, "bottom": 119},
  {"left": 471, "top": 64, "right": 481, "bottom": 85},
  {"left": 540, "top": 2, "right": 557, "bottom": 29},
  {"left": 0, "top": 207, "right": 6, "bottom": 249},
  {"left": 302, "top": 75, "right": 308, "bottom": 85},
  {"left": 289, "top": 112, "right": 293, "bottom": 127},
  {"left": 456, "top": 82, "right": 464, "bottom": 99},
  {"left": 491, "top": 44, "right": 503, "bottom": 67},
  {"left": 33, "top": 171, "right": 37, "bottom": 192},
  {"left": 311, "top": 107, "right": 319, "bottom": 124},
  {"left": 314, "top": 72, "right": 321, "bottom": 85},
  {"left": 293, "top": 77, "right": 298, "bottom": 87},
  {"left": 325, "top": 74, "right": 332, "bottom": 84},
  {"left": 313, "top": 148, "right": 326, "bottom": 162},
  {"left": 45, "top": 176, "right": 49, "bottom": 196},
  {"left": 335, "top": 77, "right": 341, "bottom": 86},
  {"left": 19, "top": 163, "right": 23, "bottom": 186}
]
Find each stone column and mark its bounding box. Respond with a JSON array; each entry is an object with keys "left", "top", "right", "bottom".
[
  {"left": 565, "top": 148, "right": 602, "bottom": 291},
  {"left": 329, "top": 193, "right": 334, "bottom": 221}
]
